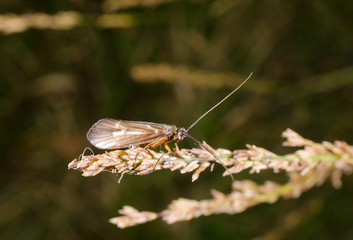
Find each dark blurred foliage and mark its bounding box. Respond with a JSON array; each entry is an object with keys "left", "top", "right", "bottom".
[{"left": 1, "top": 0, "right": 353, "bottom": 239}]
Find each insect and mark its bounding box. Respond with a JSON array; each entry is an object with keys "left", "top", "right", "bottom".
[{"left": 87, "top": 73, "right": 252, "bottom": 180}]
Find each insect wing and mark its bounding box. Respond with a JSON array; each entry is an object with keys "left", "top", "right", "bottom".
[{"left": 87, "top": 118, "right": 176, "bottom": 149}]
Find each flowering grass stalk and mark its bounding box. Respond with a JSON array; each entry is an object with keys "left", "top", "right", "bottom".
[{"left": 68, "top": 129, "right": 353, "bottom": 228}]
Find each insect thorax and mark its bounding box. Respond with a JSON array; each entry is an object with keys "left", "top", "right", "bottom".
[{"left": 162, "top": 125, "right": 176, "bottom": 140}]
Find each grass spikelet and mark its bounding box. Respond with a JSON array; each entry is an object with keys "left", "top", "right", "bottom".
[{"left": 68, "top": 129, "right": 353, "bottom": 228}]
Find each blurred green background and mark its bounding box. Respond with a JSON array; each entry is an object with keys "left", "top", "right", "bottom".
[{"left": 1, "top": 1, "right": 353, "bottom": 239}]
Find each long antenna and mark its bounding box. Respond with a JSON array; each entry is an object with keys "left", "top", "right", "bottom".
[
  {"left": 186, "top": 134, "right": 235, "bottom": 182},
  {"left": 186, "top": 72, "right": 252, "bottom": 132}
]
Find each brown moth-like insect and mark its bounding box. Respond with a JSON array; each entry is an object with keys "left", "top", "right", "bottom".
[{"left": 87, "top": 73, "right": 252, "bottom": 180}]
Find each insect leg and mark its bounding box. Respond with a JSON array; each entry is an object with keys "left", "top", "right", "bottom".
[
  {"left": 152, "top": 152, "right": 168, "bottom": 170},
  {"left": 149, "top": 136, "right": 169, "bottom": 148},
  {"left": 151, "top": 141, "right": 171, "bottom": 169},
  {"left": 173, "top": 139, "right": 181, "bottom": 153},
  {"left": 163, "top": 142, "right": 172, "bottom": 153},
  {"left": 132, "top": 142, "right": 153, "bottom": 167},
  {"left": 133, "top": 136, "right": 169, "bottom": 165},
  {"left": 133, "top": 142, "right": 154, "bottom": 164}
]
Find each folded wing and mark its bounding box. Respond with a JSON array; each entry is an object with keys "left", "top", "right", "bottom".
[{"left": 87, "top": 118, "right": 175, "bottom": 149}]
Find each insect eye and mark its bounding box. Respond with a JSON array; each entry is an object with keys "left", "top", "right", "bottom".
[{"left": 177, "top": 128, "right": 187, "bottom": 140}]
